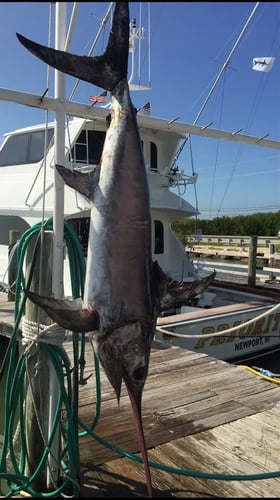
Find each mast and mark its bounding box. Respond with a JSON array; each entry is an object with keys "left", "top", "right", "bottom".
[
  {"left": 46, "top": 1, "right": 67, "bottom": 488},
  {"left": 53, "top": 2, "right": 66, "bottom": 302}
]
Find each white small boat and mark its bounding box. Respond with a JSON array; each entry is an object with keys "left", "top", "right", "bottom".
[
  {"left": 0, "top": 2, "right": 279, "bottom": 364},
  {"left": 156, "top": 280, "right": 280, "bottom": 363}
]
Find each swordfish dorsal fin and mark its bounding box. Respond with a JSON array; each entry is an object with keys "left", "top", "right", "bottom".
[
  {"left": 24, "top": 290, "right": 100, "bottom": 332},
  {"left": 16, "top": 2, "right": 129, "bottom": 91}
]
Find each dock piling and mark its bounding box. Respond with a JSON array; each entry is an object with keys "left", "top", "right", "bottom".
[{"left": 248, "top": 235, "right": 257, "bottom": 287}]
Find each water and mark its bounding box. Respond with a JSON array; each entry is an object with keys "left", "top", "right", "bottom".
[{"left": 250, "top": 349, "right": 280, "bottom": 373}]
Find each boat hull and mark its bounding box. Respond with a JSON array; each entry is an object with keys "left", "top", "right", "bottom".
[{"left": 156, "top": 288, "right": 280, "bottom": 363}]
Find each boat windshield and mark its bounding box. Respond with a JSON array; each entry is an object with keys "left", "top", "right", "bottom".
[
  {"left": 70, "top": 130, "right": 106, "bottom": 165},
  {"left": 0, "top": 128, "right": 54, "bottom": 166}
]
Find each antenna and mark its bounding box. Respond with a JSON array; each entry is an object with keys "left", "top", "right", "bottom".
[{"left": 128, "top": 3, "right": 152, "bottom": 91}]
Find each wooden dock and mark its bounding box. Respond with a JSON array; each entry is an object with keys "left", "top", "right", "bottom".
[{"left": 1, "top": 294, "right": 280, "bottom": 497}]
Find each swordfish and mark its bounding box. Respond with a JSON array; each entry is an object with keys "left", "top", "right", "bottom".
[{"left": 17, "top": 2, "right": 215, "bottom": 497}]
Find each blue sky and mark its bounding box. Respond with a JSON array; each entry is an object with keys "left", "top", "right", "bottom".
[{"left": 0, "top": 2, "right": 279, "bottom": 219}]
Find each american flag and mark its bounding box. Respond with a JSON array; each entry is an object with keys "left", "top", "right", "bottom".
[
  {"left": 141, "top": 101, "right": 151, "bottom": 113},
  {"left": 89, "top": 91, "right": 107, "bottom": 103}
]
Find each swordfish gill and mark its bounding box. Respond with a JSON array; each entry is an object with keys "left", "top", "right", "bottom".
[{"left": 17, "top": 2, "right": 215, "bottom": 497}]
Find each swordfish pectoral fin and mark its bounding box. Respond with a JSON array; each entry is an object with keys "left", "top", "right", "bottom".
[
  {"left": 55, "top": 164, "right": 99, "bottom": 200},
  {"left": 153, "top": 261, "right": 216, "bottom": 312},
  {"left": 16, "top": 2, "right": 129, "bottom": 91},
  {"left": 24, "top": 289, "right": 100, "bottom": 332}
]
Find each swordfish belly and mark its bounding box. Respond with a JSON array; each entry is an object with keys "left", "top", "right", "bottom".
[{"left": 85, "top": 79, "right": 153, "bottom": 327}]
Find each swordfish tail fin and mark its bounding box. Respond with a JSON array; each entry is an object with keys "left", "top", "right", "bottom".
[{"left": 16, "top": 2, "right": 129, "bottom": 91}]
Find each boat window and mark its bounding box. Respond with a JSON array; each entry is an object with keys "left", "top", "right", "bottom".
[
  {"left": 0, "top": 128, "right": 54, "bottom": 166},
  {"left": 150, "top": 141, "right": 158, "bottom": 171},
  {"left": 71, "top": 130, "right": 106, "bottom": 165},
  {"left": 0, "top": 215, "right": 30, "bottom": 245},
  {"left": 154, "top": 220, "right": 164, "bottom": 254}
]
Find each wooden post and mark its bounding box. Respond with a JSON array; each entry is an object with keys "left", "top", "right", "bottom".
[
  {"left": 269, "top": 243, "right": 275, "bottom": 280},
  {"left": 248, "top": 235, "right": 257, "bottom": 287},
  {"left": 8, "top": 230, "right": 21, "bottom": 302},
  {"left": 24, "top": 231, "right": 54, "bottom": 490}
]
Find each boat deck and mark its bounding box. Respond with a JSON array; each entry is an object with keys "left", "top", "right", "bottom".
[
  {"left": 157, "top": 298, "right": 275, "bottom": 325},
  {"left": 1, "top": 295, "right": 280, "bottom": 497}
]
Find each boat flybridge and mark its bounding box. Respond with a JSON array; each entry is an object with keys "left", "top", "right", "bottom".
[
  {"left": 1, "top": 89, "right": 280, "bottom": 299},
  {"left": 0, "top": 110, "right": 201, "bottom": 296}
]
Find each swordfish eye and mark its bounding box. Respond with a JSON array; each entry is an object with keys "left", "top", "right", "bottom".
[
  {"left": 133, "top": 365, "right": 147, "bottom": 381},
  {"left": 125, "top": 362, "right": 148, "bottom": 394}
]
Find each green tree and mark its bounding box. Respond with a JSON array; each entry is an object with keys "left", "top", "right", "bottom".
[{"left": 172, "top": 211, "right": 280, "bottom": 244}]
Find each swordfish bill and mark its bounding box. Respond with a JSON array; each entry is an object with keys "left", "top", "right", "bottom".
[{"left": 18, "top": 2, "right": 154, "bottom": 496}]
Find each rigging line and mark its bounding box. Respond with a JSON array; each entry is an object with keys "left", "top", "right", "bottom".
[
  {"left": 188, "top": 137, "right": 199, "bottom": 235},
  {"left": 189, "top": 137, "right": 199, "bottom": 213},
  {"left": 69, "top": 2, "right": 114, "bottom": 101},
  {"left": 217, "top": 18, "right": 278, "bottom": 217},
  {"left": 209, "top": 70, "right": 227, "bottom": 216},
  {"left": 64, "top": 2, "right": 80, "bottom": 52},
  {"left": 170, "top": 1, "right": 260, "bottom": 172},
  {"left": 148, "top": 2, "right": 151, "bottom": 87},
  {"left": 199, "top": 204, "right": 280, "bottom": 215},
  {"left": 193, "top": 1, "right": 260, "bottom": 127}
]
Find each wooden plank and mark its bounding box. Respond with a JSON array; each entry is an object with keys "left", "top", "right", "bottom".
[{"left": 75, "top": 343, "right": 280, "bottom": 498}]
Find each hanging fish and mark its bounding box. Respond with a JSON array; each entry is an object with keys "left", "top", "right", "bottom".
[{"left": 18, "top": 2, "right": 215, "bottom": 496}]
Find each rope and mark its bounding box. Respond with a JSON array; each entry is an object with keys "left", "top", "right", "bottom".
[
  {"left": 156, "top": 300, "right": 280, "bottom": 338},
  {"left": 22, "top": 318, "right": 70, "bottom": 347}
]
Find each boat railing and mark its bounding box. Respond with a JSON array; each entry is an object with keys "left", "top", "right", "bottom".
[
  {"left": 163, "top": 166, "right": 198, "bottom": 189},
  {"left": 192, "top": 258, "right": 280, "bottom": 285}
]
